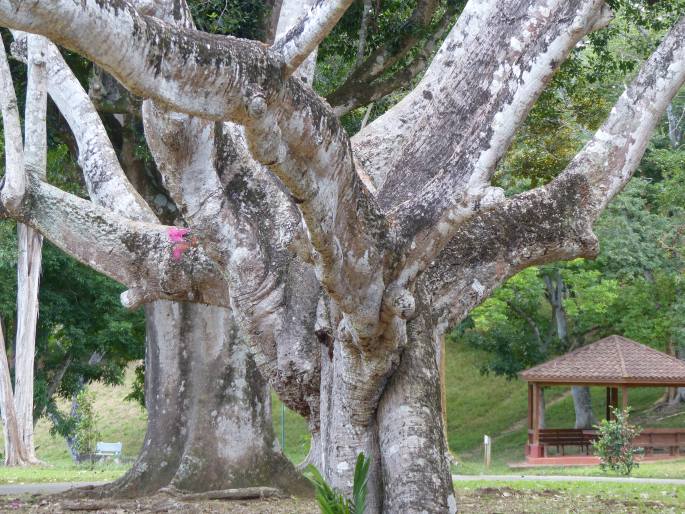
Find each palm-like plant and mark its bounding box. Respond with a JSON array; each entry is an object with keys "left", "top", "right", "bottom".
[{"left": 305, "top": 452, "right": 371, "bottom": 514}]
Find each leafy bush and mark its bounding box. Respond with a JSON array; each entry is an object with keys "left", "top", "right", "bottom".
[
  {"left": 305, "top": 452, "right": 370, "bottom": 514},
  {"left": 73, "top": 388, "right": 101, "bottom": 462},
  {"left": 592, "top": 407, "right": 642, "bottom": 475}
]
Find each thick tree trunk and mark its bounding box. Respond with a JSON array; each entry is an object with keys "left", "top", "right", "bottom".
[
  {"left": 572, "top": 386, "right": 597, "bottom": 429},
  {"left": 378, "top": 307, "right": 456, "bottom": 513},
  {"left": 13, "top": 223, "right": 43, "bottom": 464},
  {"left": 319, "top": 342, "right": 385, "bottom": 511},
  {"left": 317, "top": 303, "right": 455, "bottom": 513},
  {"left": 0, "top": 3, "right": 682, "bottom": 514},
  {"left": 104, "top": 301, "right": 309, "bottom": 498}
]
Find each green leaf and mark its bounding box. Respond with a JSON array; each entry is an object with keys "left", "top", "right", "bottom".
[{"left": 351, "top": 453, "right": 371, "bottom": 514}]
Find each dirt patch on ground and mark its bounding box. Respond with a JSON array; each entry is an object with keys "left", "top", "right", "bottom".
[
  {"left": 458, "top": 486, "right": 681, "bottom": 514},
  {"left": 0, "top": 493, "right": 318, "bottom": 513},
  {"left": 3, "top": 486, "right": 681, "bottom": 513}
]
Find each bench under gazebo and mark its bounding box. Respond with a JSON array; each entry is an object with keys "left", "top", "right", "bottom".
[{"left": 520, "top": 335, "right": 685, "bottom": 465}]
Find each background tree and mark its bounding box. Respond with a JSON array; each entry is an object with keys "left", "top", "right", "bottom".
[{"left": 453, "top": 5, "right": 685, "bottom": 425}]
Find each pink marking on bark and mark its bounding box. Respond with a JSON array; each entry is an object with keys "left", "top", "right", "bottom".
[
  {"left": 172, "top": 242, "right": 190, "bottom": 261},
  {"left": 168, "top": 226, "right": 190, "bottom": 243}
]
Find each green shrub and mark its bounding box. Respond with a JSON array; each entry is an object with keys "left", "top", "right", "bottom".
[
  {"left": 73, "top": 388, "right": 101, "bottom": 462},
  {"left": 305, "top": 452, "right": 371, "bottom": 514},
  {"left": 592, "top": 407, "right": 642, "bottom": 475}
]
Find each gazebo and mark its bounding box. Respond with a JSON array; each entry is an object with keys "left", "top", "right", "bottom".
[{"left": 520, "top": 335, "right": 685, "bottom": 465}]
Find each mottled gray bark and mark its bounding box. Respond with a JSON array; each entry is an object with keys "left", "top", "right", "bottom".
[
  {"left": 13, "top": 34, "right": 48, "bottom": 465},
  {"left": 0, "top": 321, "right": 29, "bottom": 466},
  {"left": 377, "top": 301, "right": 456, "bottom": 513},
  {"left": 105, "top": 301, "right": 309, "bottom": 497},
  {"left": 572, "top": 386, "right": 597, "bottom": 429},
  {"left": 666, "top": 103, "right": 683, "bottom": 148}
]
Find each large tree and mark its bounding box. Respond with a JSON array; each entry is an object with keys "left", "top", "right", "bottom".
[{"left": 0, "top": 0, "right": 683, "bottom": 511}]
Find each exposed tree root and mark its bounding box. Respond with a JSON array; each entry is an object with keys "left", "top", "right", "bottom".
[
  {"left": 52, "top": 487, "right": 288, "bottom": 513},
  {"left": 160, "top": 486, "right": 284, "bottom": 501}
]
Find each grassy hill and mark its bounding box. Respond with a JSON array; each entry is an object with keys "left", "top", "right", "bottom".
[
  {"left": 1, "top": 343, "right": 684, "bottom": 483},
  {"left": 0, "top": 366, "right": 146, "bottom": 483},
  {"left": 30, "top": 365, "right": 148, "bottom": 463}
]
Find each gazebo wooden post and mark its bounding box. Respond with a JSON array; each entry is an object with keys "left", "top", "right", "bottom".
[
  {"left": 605, "top": 387, "right": 619, "bottom": 420},
  {"left": 621, "top": 385, "right": 628, "bottom": 413},
  {"left": 528, "top": 382, "right": 543, "bottom": 458},
  {"left": 527, "top": 383, "right": 533, "bottom": 431}
]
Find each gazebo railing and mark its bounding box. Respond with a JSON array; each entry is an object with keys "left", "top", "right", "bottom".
[
  {"left": 528, "top": 427, "right": 685, "bottom": 458},
  {"left": 528, "top": 428, "right": 596, "bottom": 456},
  {"left": 635, "top": 428, "right": 685, "bottom": 456}
]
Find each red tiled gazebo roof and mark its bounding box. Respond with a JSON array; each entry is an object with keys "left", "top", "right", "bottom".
[{"left": 520, "top": 335, "right": 685, "bottom": 386}]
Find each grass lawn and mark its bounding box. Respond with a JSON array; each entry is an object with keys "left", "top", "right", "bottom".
[
  {"left": 0, "top": 459, "right": 127, "bottom": 484},
  {"left": 456, "top": 457, "right": 685, "bottom": 478},
  {"left": 455, "top": 480, "right": 685, "bottom": 513}
]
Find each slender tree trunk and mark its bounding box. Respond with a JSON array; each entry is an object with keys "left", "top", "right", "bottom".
[
  {"left": 0, "top": 322, "right": 29, "bottom": 466},
  {"left": 102, "top": 301, "right": 309, "bottom": 498},
  {"left": 666, "top": 103, "right": 683, "bottom": 149},
  {"left": 45, "top": 389, "right": 82, "bottom": 462},
  {"left": 572, "top": 386, "right": 597, "bottom": 429},
  {"left": 545, "top": 272, "right": 597, "bottom": 429},
  {"left": 13, "top": 223, "right": 42, "bottom": 464},
  {"left": 669, "top": 344, "right": 685, "bottom": 404},
  {"left": 12, "top": 33, "right": 48, "bottom": 465}
]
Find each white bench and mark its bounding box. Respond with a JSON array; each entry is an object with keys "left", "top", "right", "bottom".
[{"left": 95, "top": 441, "right": 122, "bottom": 462}]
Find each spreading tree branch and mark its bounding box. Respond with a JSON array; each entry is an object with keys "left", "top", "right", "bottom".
[
  {"left": 272, "top": 0, "right": 355, "bottom": 77},
  {"left": 11, "top": 33, "right": 157, "bottom": 223},
  {"left": 0, "top": 175, "right": 227, "bottom": 309},
  {"left": 570, "top": 14, "right": 685, "bottom": 217},
  {"left": 425, "top": 13, "right": 685, "bottom": 326},
  {"left": 356, "top": 0, "right": 611, "bottom": 290}
]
